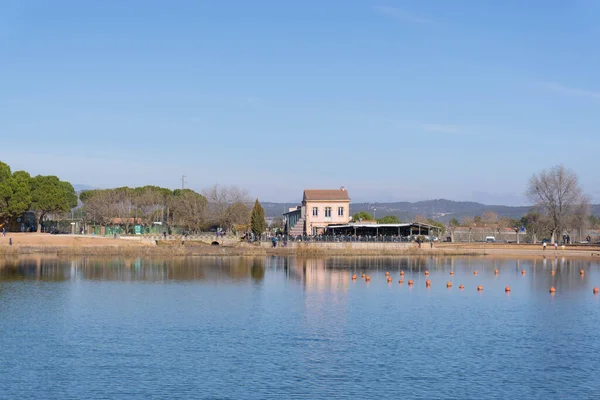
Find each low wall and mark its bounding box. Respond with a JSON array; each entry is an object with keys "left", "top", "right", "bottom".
[{"left": 244, "top": 242, "right": 414, "bottom": 250}]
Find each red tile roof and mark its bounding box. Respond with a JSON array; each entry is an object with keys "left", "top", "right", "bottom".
[{"left": 303, "top": 189, "right": 350, "bottom": 201}]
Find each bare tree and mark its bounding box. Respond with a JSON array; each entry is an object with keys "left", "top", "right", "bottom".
[
  {"left": 83, "top": 190, "right": 116, "bottom": 227},
  {"left": 113, "top": 187, "right": 134, "bottom": 234},
  {"left": 447, "top": 218, "right": 459, "bottom": 243},
  {"left": 170, "top": 189, "right": 208, "bottom": 234},
  {"left": 203, "top": 184, "right": 252, "bottom": 231},
  {"left": 496, "top": 217, "right": 511, "bottom": 241},
  {"left": 507, "top": 218, "right": 522, "bottom": 244},
  {"left": 133, "top": 186, "right": 170, "bottom": 230},
  {"left": 526, "top": 165, "right": 589, "bottom": 244},
  {"left": 461, "top": 216, "right": 475, "bottom": 243}
]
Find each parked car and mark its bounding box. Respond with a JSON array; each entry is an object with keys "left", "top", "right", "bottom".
[{"left": 485, "top": 236, "right": 496, "bottom": 243}]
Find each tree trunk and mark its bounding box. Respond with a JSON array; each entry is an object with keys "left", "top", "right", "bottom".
[{"left": 37, "top": 213, "right": 45, "bottom": 233}]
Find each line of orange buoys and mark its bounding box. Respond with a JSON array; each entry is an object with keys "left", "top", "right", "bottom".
[{"left": 353, "top": 270, "right": 599, "bottom": 295}]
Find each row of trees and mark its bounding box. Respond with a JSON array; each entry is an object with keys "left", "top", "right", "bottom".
[
  {"left": 0, "top": 161, "right": 77, "bottom": 231},
  {"left": 79, "top": 184, "right": 258, "bottom": 234},
  {"left": 446, "top": 165, "right": 591, "bottom": 243}
]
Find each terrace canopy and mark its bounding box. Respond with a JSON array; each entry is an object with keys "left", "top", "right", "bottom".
[{"left": 325, "top": 222, "right": 440, "bottom": 238}]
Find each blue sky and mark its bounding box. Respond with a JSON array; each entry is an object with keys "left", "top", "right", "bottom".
[{"left": 1, "top": 0, "right": 600, "bottom": 205}]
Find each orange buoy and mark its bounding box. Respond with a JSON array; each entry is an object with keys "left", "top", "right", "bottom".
[
  {"left": 425, "top": 279, "right": 431, "bottom": 287},
  {"left": 385, "top": 271, "right": 390, "bottom": 276},
  {"left": 386, "top": 276, "right": 392, "bottom": 283},
  {"left": 494, "top": 269, "right": 499, "bottom": 275},
  {"left": 551, "top": 270, "right": 555, "bottom": 276},
  {"left": 424, "top": 270, "right": 429, "bottom": 276},
  {"left": 408, "top": 280, "right": 414, "bottom": 285},
  {"left": 459, "top": 284, "right": 464, "bottom": 289},
  {"left": 365, "top": 276, "right": 371, "bottom": 282},
  {"left": 549, "top": 286, "right": 556, "bottom": 293},
  {"left": 580, "top": 270, "right": 584, "bottom": 276},
  {"left": 446, "top": 281, "right": 452, "bottom": 288},
  {"left": 398, "top": 279, "right": 404, "bottom": 284},
  {"left": 473, "top": 270, "right": 478, "bottom": 275},
  {"left": 477, "top": 285, "right": 483, "bottom": 291},
  {"left": 352, "top": 274, "right": 357, "bottom": 280},
  {"left": 505, "top": 286, "right": 511, "bottom": 292},
  {"left": 400, "top": 271, "right": 405, "bottom": 276},
  {"left": 521, "top": 270, "right": 526, "bottom": 275},
  {"left": 450, "top": 271, "right": 455, "bottom": 276},
  {"left": 593, "top": 287, "right": 599, "bottom": 294}
]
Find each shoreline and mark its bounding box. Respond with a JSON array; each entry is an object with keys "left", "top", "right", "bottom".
[{"left": 2, "top": 233, "right": 600, "bottom": 259}]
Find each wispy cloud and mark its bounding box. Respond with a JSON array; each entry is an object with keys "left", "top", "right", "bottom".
[
  {"left": 537, "top": 82, "right": 600, "bottom": 100},
  {"left": 374, "top": 5, "right": 432, "bottom": 24},
  {"left": 422, "top": 124, "right": 461, "bottom": 134}
]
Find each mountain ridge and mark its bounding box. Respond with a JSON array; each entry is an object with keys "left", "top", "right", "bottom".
[{"left": 261, "top": 199, "right": 600, "bottom": 222}]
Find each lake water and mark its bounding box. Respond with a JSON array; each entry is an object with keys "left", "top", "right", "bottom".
[{"left": 1, "top": 256, "right": 599, "bottom": 399}]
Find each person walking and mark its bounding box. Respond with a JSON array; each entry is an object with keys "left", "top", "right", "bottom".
[
  {"left": 543, "top": 241, "right": 547, "bottom": 251},
  {"left": 1, "top": 227, "right": 5, "bottom": 237}
]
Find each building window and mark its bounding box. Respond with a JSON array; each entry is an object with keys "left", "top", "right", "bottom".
[
  {"left": 338, "top": 207, "right": 344, "bottom": 216},
  {"left": 312, "top": 207, "right": 318, "bottom": 216},
  {"left": 325, "top": 207, "right": 332, "bottom": 218}
]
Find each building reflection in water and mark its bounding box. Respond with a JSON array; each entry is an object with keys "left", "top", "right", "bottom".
[{"left": 0, "top": 256, "right": 598, "bottom": 293}]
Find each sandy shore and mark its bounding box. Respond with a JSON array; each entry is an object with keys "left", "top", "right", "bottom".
[{"left": 2, "top": 233, "right": 600, "bottom": 259}]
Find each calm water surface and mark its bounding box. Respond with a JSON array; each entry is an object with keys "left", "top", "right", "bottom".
[{"left": 1, "top": 256, "right": 600, "bottom": 399}]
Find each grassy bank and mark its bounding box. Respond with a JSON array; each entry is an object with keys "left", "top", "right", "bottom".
[{"left": 2, "top": 234, "right": 600, "bottom": 259}]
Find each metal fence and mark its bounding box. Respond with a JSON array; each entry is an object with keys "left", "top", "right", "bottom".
[{"left": 251, "top": 234, "right": 416, "bottom": 244}]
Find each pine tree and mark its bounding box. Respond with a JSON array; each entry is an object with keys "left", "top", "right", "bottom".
[{"left": 250, "top": 199, "right": 266, "bottom": 237}]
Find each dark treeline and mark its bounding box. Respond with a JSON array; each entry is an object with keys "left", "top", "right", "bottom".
[
  {"left": 0, "top": 161, "right": 77, "bottom": 232},
  {"left": 79, "top": 184, "right": 254, "bottom": 234}
]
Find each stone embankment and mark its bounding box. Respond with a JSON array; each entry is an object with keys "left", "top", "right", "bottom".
[{"left": 2, "top": 233, "right": 600, "bottom": 258}]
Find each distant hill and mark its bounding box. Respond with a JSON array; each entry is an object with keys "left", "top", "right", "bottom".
[
  {"left": 262, "top": 199, "right": 600, "bottom": 222},
  {"left": 72, "top": 184, "right": 96, "bottom": 192}
]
